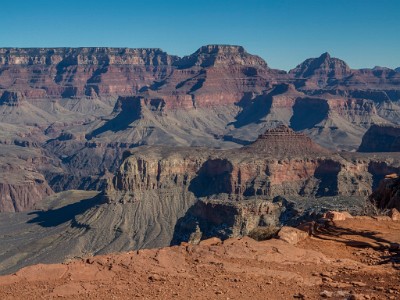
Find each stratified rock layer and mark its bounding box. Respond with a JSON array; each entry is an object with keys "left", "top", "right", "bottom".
[{"left": 0, "top": 46, "right": 400, "bottom": 211}]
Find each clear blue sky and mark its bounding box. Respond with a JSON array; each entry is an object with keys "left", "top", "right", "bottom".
[{"left": 1, "top": 0, "right": 399, "bottom": 70}]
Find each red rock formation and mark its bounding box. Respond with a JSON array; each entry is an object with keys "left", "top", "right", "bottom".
[
  {"left": 289, "top": 52, "right": 352, "bottom": 89},
  {"left": 105, "top": 126, "right": 380, "bottom": 204},
  {"left": 249, "top": 124, "right": 329, "bottom": 156},
  {"left": 0, "top": 47, "right": 177, "bottom": 98}
]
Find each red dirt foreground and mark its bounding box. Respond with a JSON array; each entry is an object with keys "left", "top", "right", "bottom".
[{"left": 0, "top": 216, "right": 399, "bottom": 300}]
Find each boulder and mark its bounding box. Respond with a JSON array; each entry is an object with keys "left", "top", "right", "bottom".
[
  {"left": 277, "top": 226, "right": 308, "bottom": 245},
  {"left": 324, "top": 211, "right": 353, "bottom": 221},
  {"left": 199, "top": 237, "right": 222, "bottom": 247}
]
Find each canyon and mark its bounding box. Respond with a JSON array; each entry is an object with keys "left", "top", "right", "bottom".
[
  {"left": 0, "top": 45, "right": 399, "bottom": 212},
  {"left": 0, "top": 45, "right": 399, "bottom": 280}
]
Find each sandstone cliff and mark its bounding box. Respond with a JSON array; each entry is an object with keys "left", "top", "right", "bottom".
[
  {"left": 104, "top": 126, "right": 396, "bottom": 207},
  {"left": 0, "top": 47, "right": 177, "bottom": 99}
]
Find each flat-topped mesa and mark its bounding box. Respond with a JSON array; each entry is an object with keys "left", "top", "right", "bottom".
[
  {"left": 174, "top": 44, "right": 268, "bottom": 69},
  {"left": 0, "top": 47, "right": 178, "bottom": 66},
  {"left": 248, "top": 125, "right": 330, "bottom": 156}
]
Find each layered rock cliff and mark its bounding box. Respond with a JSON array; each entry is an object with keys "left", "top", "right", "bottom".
[
  {"left": 0, "top": 47, "right": 177, "bottom": 99},
  {"left": 0, "top": 46, "right": 400, "bottom": 211},
  {"left": 0, "top": 144, "right": 54, "bottom": 212},
  {"left": 105, "top": 126, "right": 398, "bottom": 204}
]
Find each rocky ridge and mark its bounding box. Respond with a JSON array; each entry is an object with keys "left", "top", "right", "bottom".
[{"left": 370, "top": 176, "right": 400, "bottom": 210}]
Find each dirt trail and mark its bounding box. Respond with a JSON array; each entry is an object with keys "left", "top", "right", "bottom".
[{"left": 0, "top": 217, "right": 399, "bottom": 300}]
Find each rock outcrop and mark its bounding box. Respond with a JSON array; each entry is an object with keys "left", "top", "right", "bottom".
[
  {"left": 358, "top": 124, "right": 400, "bottom": 152},
  {"left": 369, "top": 176, "right": 400, "bottom": 210},
  {"left": 289, "top": 52, "right": 352, "bottom": 89},
  {"left": 0, "top": 145, "right": 54, "bottom": 212},
  {"left": 249, "top": 124, "right": 329, "bottom": 156}
]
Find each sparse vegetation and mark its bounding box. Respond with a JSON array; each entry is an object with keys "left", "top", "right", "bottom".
[{"left": 360, "top": 197, "right": 390, "bottom": 217}]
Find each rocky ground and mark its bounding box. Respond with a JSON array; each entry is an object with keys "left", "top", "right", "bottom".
[{"left": 0, "top": 216, "right": 399, "bottom": 300}]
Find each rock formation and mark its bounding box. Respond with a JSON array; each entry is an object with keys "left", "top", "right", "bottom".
[
  {"left": 0, "top": 47, "right": 177, "bottom": 99},
  {"left": 0, "top": 45, "right": 399, "bottom": 211},
  {"left": 0, "top": 142, "right": 55, "bottom": 212},
  {"left": 358, "top": 124, "right": 400, "bottom": 152},
  {"left": 369, "top": 176, "right": 400, "bottom": 210}
]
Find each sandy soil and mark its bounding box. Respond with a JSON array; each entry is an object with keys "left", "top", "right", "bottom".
[{"left": 0, "top": 217, "right": 399, "bottom": 300}]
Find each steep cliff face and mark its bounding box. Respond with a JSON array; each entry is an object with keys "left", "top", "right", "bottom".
[
  {"left": 0, "top": 46, "right": 399, "bottom": 153},
  {"left": 0, "top": 181, "right": 52, "bottom": 212},
  {"left": 0, "top": 46, "right": 399, "bottom": 206},
  {"left": 0, "top": 47, "right": 177, "bottom": 99},
  {"left": 104, "top": 127, "right": 379, "bottom": 206},
  {"left": 0, "top": 144, "right": 54, "bottom": 212},
  {"left": 358, "top": 124, "right": 400, "bottom": 152},
  {"left": 369, "top": 177, "right": 400, "bottom": 210}
]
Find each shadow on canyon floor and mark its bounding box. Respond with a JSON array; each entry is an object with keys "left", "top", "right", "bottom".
[
  {"left": 170, "top": 200, "right": 237, "bottom": 246},
  {"left": 314, "top": 224, "right": 400, "bottom": 269},
  {"left": 26, "top": 195, "right": 102, "bottom": 228}
]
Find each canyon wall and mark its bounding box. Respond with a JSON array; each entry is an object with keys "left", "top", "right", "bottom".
[{"left": 358, "top": 124, "right": 400, "bottom": 152}]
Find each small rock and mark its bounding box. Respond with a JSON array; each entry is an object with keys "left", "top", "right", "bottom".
[
  {"left": 324, "top": 211, "right": 353, "bottom": 221},
  {"left": 320, "top": 290, "right": 333, "bottom": 298},
  {"left": 352, "top": 281, "right": 367, "bottom": 287},
  {"left": 336, "top": 291, "right": 347, "bottom": 297},
  {"left": 347, "top": 294, "right": 365, "bottom": 300},
  {"left": 85, "top": 258, "right": 94, "bottom": 264},
  {"left": 148, "top": 274, "right": 163, "bottom": 282},
  {"left": 389, "top": 208, "right": 400, "bottom": 221}
]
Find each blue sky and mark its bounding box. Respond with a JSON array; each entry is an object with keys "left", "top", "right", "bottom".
[{"left": 1, "top": 0, "right": 399, "bottom": 70}]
